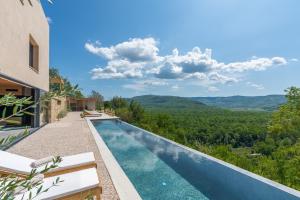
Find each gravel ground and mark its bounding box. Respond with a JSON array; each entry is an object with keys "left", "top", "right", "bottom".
[{"left": 8, "top": 112, "right": 119, "bottom": 200}]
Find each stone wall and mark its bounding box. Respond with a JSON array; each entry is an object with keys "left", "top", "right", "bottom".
[{"left": 47, "top": 96, "right": 67, "bottom": 123}]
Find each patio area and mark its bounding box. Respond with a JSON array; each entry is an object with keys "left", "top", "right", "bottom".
[{"left": 7, "top": 112, "right": 119, "bottom": 200}]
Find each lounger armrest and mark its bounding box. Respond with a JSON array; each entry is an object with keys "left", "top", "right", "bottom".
[{"left": 14, "top": 168, "right": 100, "bottom": 200}]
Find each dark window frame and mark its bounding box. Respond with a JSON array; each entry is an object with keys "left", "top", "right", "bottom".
[{"left": 29, "top": 35, "right": 39, "bottom": 73}]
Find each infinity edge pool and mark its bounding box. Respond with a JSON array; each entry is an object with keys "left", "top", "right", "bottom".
[{"left": 86, "top": 117, "right": 300, "bottom": 200}]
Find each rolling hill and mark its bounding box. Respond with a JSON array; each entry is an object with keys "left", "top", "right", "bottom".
[
  {"left": 130, "top": 95, "right": 208, "bottom": 110},
  {"left": 130, "top": 95, "right": 286, "bottom": 111},
  {"left": 190, "top": 95, "right": 286, "bottom": 111}
]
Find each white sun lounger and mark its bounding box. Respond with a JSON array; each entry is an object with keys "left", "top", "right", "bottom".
[
  {"left": 83, "top": 110, "right": 102, "bottom": 117},
  {"left": 0, "top": 150, "right": 96, "bottom": 176},
  {"left": 14, "top": 168, "right": 101, "bottom": 200}
]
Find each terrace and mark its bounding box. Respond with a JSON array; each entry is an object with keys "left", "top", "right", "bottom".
[
  {"left": 6, "top": 112, "right": 119, "bottom": 200},
  {"left": 5, "top": 111, "right": 300, "bottom": 200}
]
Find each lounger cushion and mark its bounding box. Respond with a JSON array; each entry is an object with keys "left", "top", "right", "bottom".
[
  {"left": 0, "top": 151, "right": 95, "bottom": 175},
  {"left": 45, "top": 152, "right": 96, "bottom": 173},
  {"left": 0, "top": 150, "right": 34, "bottom": 174},
  {"left": 14, "top": 168, "right": 99, "bottom": 200},
  {"left": 31, "top": 156, "right": 55, "bottom": 168}
]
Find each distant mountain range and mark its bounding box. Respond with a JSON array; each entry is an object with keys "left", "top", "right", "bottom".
[
  {"left": 190, "top": 95, "right": 286, "bottom": 111},
  {"left": 131, "top": 95, "right": 207, "bottom": 110},
  {"left": 130, "top": 95, "right": 286, "bottom": 111}
]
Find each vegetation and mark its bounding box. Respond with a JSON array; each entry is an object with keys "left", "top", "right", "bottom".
[
  {"left": 0, "top": 69, "right": 81, "bottom": 199},
  {"left": 133, "top": 94, "right": 286, "bottom": 111},
  {"left": 110, "top": 87, "right": 300, "bottom": 190},
  {"left": 0, "top": 94, "right": 64, "bottom": 199},
  {"left": 89, "top": 91, "right": 104, "bottom": 110},
  {"left": 0, "top": 157, "right": 62, "bottom": 200},
  {"left": 190, "top": 95, "right": 286, "bottom": 111},
  {"left": 49, "top": 68, "right": 84, "bottom": 98},
  {"left": 57, "top": 110, "right": 68, "bottom": 121}
]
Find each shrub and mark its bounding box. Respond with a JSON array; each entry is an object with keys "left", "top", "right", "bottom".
[{"left": 57, "top": 110, "right": 68, "bottom": 120}]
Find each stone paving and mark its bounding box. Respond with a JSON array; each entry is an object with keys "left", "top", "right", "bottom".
[{"left": 8, "top": 112, "right": 119, "bottom": 200}]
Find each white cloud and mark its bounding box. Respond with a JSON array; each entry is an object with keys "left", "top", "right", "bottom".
[
  {"left": 122, "top": 83, "right": 145, "bottom": 91},
  {"left": 208, "top": 72, "right": 238, "bottom": 84},
  {"left": 154, "top": 62, "right": 183, "bottom": 79},
  {"left": 290, "top": 58, "right": 298, "bottom": 62},
  {"left": 86, "top": 37, "right": 289, "bottom": 88},
  {"left": 85, "top": 38, "right": 160, "bottom": 62},
  {"left": 46, "top": 17, "right": 52, "bottom": 24},
  {"left": 208, "top": 86, "right": 220, "bottom": 92},
  {"left": 246, "top": 82, "right": 265, "bottom": 90},
  {"left": 123, "top": 79, "right": 168, "bottom": 91},
  {"left": 171, "top": 85, "right": 180, "bottom": 90},
  {"left": 91, "top": 60, "right": 143, "bottom": 79},
  {"left": 220, "top": 57, "right": 287, "bottom": 72},
  {"left": 152, "top": 47, "right": 287, "bottom": 81}
]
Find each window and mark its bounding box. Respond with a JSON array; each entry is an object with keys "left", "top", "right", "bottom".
[
  {"left": 29, "top": 36, "right": 39, "bottom": 72},
  {"left": 6, "top": 89, "right": 18, "bottom": 92}
]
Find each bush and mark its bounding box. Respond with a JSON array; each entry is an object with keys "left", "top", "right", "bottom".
[{"left": 57, "top": 110, "right": 68, "bottom": 120}]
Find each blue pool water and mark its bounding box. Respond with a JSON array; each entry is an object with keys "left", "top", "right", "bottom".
[{"left": 92, "top": 120, "right": 300, "bottom": 200}]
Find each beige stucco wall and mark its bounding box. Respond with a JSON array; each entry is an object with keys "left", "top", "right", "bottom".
[
  {"left": 0, "top": 0, "right": 49, "bottom": 91},
  {"left": 47, "top": 96, "right": 67, "bottom": 123}
]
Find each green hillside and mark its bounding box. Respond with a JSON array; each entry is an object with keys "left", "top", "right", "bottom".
[
  {"left": 110, "top": 88, "right": 300, "bottom": 190},
  {"left": 130, "top": 94, "right": 286, "bottom": 111},
  {"left": 131, "top": 95, "right": 208, "bottom": 110},
  {"left": 190, "top": 95, "right": 286, "bottom": 111}
]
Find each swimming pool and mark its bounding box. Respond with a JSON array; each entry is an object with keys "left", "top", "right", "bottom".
[{"left": 91, "top": 119, "right": 300, "bottom": 200}]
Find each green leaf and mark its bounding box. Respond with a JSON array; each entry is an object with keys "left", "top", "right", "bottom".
[
  {"left": 13, "top": 105, "right": 19, "bottom": 114},
  {"left": 37, "top": 185, "right": 43, "bottom": 194},
  {"left": 23, "top": 111, "right": 34, "bottom": 116},
  {"left": 2, "top": 107, "right": 7, "bottom": 119},
  {"left": 5, "top": 120, "right": 21, "bottom": 125}
]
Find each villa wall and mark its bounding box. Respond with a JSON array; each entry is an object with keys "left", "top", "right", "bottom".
[
  {"left": 47, "top": 96, "right": 67, "bottom": 123},
  {"left": 0, "top": 0, "right": 49, "bottom": 91}
]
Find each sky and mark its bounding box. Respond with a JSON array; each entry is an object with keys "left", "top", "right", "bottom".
[{"left": 42, "top": 0, "right": 300, "bottom": 99}]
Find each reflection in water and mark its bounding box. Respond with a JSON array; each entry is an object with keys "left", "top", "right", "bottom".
[
  {"left": 93, "top": 120, "right": 209, "bottom": 200},
  {"left": 93, "top": 120, "right": 298, "bottom": 200}
]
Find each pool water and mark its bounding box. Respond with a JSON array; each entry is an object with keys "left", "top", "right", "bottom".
[{"left": 92, "top": 120, "right": 300, "bottom": 200}]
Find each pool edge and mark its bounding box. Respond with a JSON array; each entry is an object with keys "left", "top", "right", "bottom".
[
  {"left": 85, "top": 117, "right": 142, "bottom": 200},
  {"left": 120, "top": 120, "right": 300, "bottom": 199}
]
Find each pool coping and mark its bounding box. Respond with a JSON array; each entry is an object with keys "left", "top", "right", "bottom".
[
  {"left": 120, "top": 120, "right": 300, "bottom": 199},
  {"left": 85, "top": 117, "right": 142, "bottom": 200},
  {"left": 87, "top": 117, "right": 300, "bottom": 199}
]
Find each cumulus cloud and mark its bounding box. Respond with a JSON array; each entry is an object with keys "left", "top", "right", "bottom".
[
  {"left": 86, "top": 37, "right": 288, "bottom": 90},
  {"left": 152, "top": 46, "right": 286, "bottom": 81},
  {"left": 91, "top": 60, "right": 143, "bottom": 79},
  {"left": 208, "top": 72, "right": 238, "bottom": 84},
  {"left": 220, "top": 57, "right": 287, "bottom": 72},
  {"left": 85, "top": 38, "right": 160, "bottom": 62}
]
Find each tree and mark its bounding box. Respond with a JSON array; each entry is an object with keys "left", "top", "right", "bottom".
[
  {"left": 129, "top": 101, "right": 144, "bottom": 122},
  {"left": 89, "top": 91, "right": 104, "bottom": 110},
  {"left": 268, "top": 87, "right": 300, "bottom": 141},
  {"left": 49, "top": 68, "right": 84, "bottom": 98},
  {"left": 104, "top": 101, "right": 112, "bottom": 110},
  {"left": 111, "top": 96, "right": 127, "bottom": 109}
]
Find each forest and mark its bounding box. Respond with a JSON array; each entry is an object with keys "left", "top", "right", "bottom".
[{"left": 106, "top": 87, "right": 300, "bottom": 191}]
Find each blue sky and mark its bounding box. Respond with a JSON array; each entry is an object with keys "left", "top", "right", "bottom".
[{"left": 42, "top": 0, "right": 300, "bottom": 99}]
